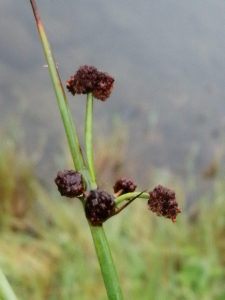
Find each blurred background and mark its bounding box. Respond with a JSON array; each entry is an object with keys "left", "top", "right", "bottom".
[{"left": 1, "top": 0, "right": 225, "bottom": 299}]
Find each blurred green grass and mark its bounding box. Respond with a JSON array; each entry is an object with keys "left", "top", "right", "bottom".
[{"left": 0, "top": 129, "right": 225, "bottom": 300}]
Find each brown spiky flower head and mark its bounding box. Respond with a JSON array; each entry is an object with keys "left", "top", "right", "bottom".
[
  {"left": 66, "top": 65, "right": 114, "bottom": 101},
  {"left": 113, "top": 177, "right": 137, "bottom": 196},
  {"left": 148, "top": 185, "right": 181, "bottom": 223},
  {"left": 85, "top": 189, "right": 115, "bottom": 226},
  {"left": 55, "top": 170, "right": 84, "bottom": 198}
]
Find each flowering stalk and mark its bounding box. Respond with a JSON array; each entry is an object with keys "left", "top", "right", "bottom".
[
  {"left": 84, "top": 91, "right": 123, "bottom": 298},
  {"left": 85, "top": 92, "right": 96, "bottom": 185},
  {"left": 29, "top": 1, "right": 124, "bottom": 299}
]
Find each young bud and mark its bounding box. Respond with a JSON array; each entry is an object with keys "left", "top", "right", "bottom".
[{"left": 113, "top": 177, "right": 137, "bottom": 195}]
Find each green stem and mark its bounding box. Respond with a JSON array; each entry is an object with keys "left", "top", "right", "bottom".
[
  {"left": 115, "top": 192, "right": 149, "bottom": 206},
  {"left": 0, "top": 268, "right": 18, "bottom": 300},
  {"left": 84, "top": 91, "right": 124, "bottom": 298},
  {"left": 85, "top": 92, "right": 96, "bottom": 185},
  {"left": 90, "top": 226, "right": 124, "bottom": 300},
  {"left": 29, "top": 0, "right": 85, "bottom": 174}
]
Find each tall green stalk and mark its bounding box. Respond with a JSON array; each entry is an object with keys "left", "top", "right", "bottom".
[
  {"left": 29, "top": 0, "right": 85, "bottom": 173},
  {"left": 85, "top": 91, "right": 123, "bottom": 299},
  {"left": 29, "top": 1, "right": 124, "bottom": 299},
  {"left": 90, "top": 226, "right": 124, "bottom": 300}
]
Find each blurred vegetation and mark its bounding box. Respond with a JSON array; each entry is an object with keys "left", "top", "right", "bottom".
[{"left": 0, "top": 128, "right": 225, "bottom": 300}]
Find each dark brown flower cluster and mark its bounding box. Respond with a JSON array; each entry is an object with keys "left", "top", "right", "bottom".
[
  {"left": 54, "top": 171, "right": 181, "bottom": 225},
  {"left": 66, "top": 65, "right": 114, "bottom": 101},
  {"left": 113, "top": 177, "right": 137, "bottom": 195},
  {"left": 85, "top": 189, "right": 115, "bottom": 226},
  {"left": 55, "top": 170, "right": 84, "bottom": 198},
  {"left": 148, "top": 185, "right": 181, "bottom": 223}
]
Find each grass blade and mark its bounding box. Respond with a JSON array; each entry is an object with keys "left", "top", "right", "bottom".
[{"left": 0, "top": 268, "right": 18, "bottom": 300}]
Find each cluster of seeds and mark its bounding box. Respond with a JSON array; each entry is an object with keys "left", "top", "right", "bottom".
[
  {"left": 55, "top": 170, "right": 84, "bottom": 198},
  {"left": 113, "top": 177, "right": 137, "bottom": 195},
  {"left": 66, "top": 65, "right": 114, "bottom": 101},
  {"left": 85, "top": 189, "right": 115, "bottom": 226},
  {"left": 55, "top": 66, "right": 182, "bottom": 227},
  {"left": 148, "top": 185, "right": 181, "bottom": 223},
  {"left": 55, "top": 171, "right": 181, "bottom": 225}
]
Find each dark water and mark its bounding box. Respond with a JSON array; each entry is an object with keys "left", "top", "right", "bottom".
[{"left": 1, "top": 0, "right": 225, "bottom": 187}]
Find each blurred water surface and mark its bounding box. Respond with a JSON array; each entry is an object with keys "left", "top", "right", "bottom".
[{"left": 1, "top": 0, "right": 225, "bottom": 184}]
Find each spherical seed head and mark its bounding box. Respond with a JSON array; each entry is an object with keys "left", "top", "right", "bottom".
[
  {"left": 55, "top": 170, "right": 84, "bottom": 198},
  {"left": 66, "top": 65, "right": 114, "bottom": 101},
  {"left": 85, "top": 189, "right": 115, "bottom": 226},
  {"left": 113, "top": 177, "right": 137, "bottom": 194},
  {"left": 148, "top": 185, "right": 181, "bottom": 223}
]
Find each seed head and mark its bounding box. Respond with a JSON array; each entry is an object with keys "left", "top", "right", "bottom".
[
  {"left": 113, "top": 177, "right": 137, "bottom": 195},
  {"left": 55, "top": 170, "right": 84, "bottom": 198},
  {"left": 66, "top": 65, "right": 114, "bottom": 101},
  {"left": 148, "top": 185, "right": 181, "bottom": 223},
  {"left": 85, "top": 189, "right": 115, "bottom": 226}
]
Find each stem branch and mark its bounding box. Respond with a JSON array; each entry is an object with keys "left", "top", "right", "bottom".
[
  {"left": 115, "top": 192, "right": 149, "bottom": 205},
  {"left": 85, "top": 92, "right": 96, "bottom": 185}
]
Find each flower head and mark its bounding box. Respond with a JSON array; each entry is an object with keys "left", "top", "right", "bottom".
[
  {"left": 55, "top": 170, "right": 84, "bottom": 198},
  {"left": 113, "top": 177, "right": 137, "bottom": 196},
  {"left": 148, "top": 185, "right": 181, "bottom": 223},
  {"left": 85, "top": 189, "right": 115, "bottom": 226},
  {"left": 66, "top": 65, "right": 114, "bottom": 101}
]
